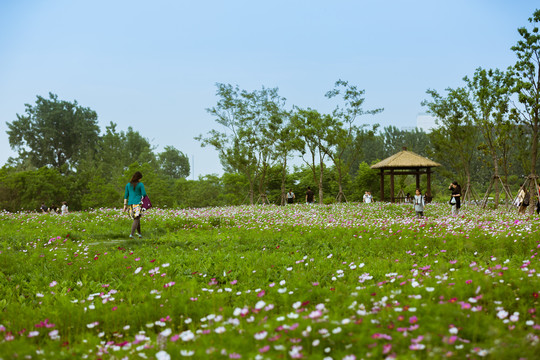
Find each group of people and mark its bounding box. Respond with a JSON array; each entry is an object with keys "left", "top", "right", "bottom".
[
  {"left": 359, "top": 181, "right": 462, "bottom": 219},
  {"left": 286, "top": 187, "right": 316, "bottom": 204},
  {"left": 514, "top": 183, "right": 540, "bottom": 214},
  {"left": 40, "top": 201, "right": 69, "bottom": 215}
]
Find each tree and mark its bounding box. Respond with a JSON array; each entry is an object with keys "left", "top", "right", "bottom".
[
  {"left": 324, "top": 80, "right": 383, "bottom": 202},
  {"left": 6, "top": 93, "right": 99, "bottom": 171},
  {"left": 197, "top": 84, "right": 287, "bottom": 204},
  {"left": 462, "top": 68, "right": 513, "bottom": 207},
  {"left": 423, "top": 87, "right": 481, "bottom": 197},
  {"left": 510, "top": 9, "right": 540, "bottom": 177},
  {"left": 158, "top": 146, "right": 190, "bottom": 179},
  {"left": 381, "top": 126, "right": 430, "bottom": 157},
  {"left": 291, "top": 108, "right": 331, "bottom": 204}
]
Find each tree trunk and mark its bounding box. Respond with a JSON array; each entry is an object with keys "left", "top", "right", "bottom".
[
  {"left": 531, "top": 120, "right": 538, "bottom": 177},
  {"left": 248, "top": 176, "right": 255, "bottom": 205},
  {"left": 492, "top": 152, "right": 500, "bottom": 209},
  {"left": 318, "top": 153, "right": 324, "bottom": 204},
  {"left": 280, "top": 157, "right": 287, "bottom": 206},
  {"left": 336, "top": 162, "right": 345, "bottom": 202}
]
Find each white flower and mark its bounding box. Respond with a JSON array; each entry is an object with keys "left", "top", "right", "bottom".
[
  {"left": 255, "top": 300, "right": 266, "bottom": 310},
  {"left": 155, "top": 350, "right": 170, "bottom": 359},
  {"left": 160, "top": 328, "right": 172, "bottom": 337},
  {"left": 180, "top": 330, "right": 195, "bottom": 341},
  {"left": 254, "top": 331, "right": 267, "bottom": 340},
  {"left": 497, "top": 310, "right": 508, "bottom": 319},
  {"left": 214, "top": 326, "right": 226, "bottom": 334},
  {"left": 180, "top": 350, "right": 194, "bottom": 357},
  {"left": 134, "top": 267, "right": 142, "bottom": 274}
]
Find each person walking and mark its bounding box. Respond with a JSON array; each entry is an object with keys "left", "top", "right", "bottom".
[
  {"left": 306, "top": 186, "right": 315, "bottom": 204},
  {"left": 286, "top": 189, "right": 295, "bottom": 204},
  {"left": 449, "top": 181, "right": 461, "bottom": 216},
  {"left": 124, "top": 171, "right": 147, "bottom": 238},
  {"left": 413, "top": 188, "right": 425, "bottom": 218}
]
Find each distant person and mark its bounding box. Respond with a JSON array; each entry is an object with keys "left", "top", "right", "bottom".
[
  {"left": 49, "top": 204, "right": 58, "bottom": 214},
  {"left": 449, "top": 181, "right": 461, "bottom": 216},
  {"left": 40, "top": 202, "right": 48, "bottom": 214},
  {"left": 519, "top": 189, "right": 530, "bottom": 215},
  {"left": 124, "top": 171, "right": 147, "bottom": 238},
  {"left": 363, "top": 191, "right": 373, "bottom": 204},
  {"left": 405, "top": 193, "right": 412, "bottom": 203},
  {"left": 61, "top": 201, "right": 69, "bottom": 215},
  {"left": 413, "top": 188, "right": 425, "bottom": 218},
  {"left": 286, "top": 189, "right": 295, "bottom": 204},
  {"left": 537, "top": 184, "right": 540, "bottom": 214},
  {"left": 306, "top": 186, "right": 315, "bottom": 204}
]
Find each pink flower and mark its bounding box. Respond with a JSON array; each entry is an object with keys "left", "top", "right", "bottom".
[
  {"left": 465, "top": 279, "right": 472, "bottom": 284},
  {"left": 230, "top": 280, "right": 238, "bottom": 285},
  {"left": 259, "top": 345, "right": 270, "bottom": 353},
  {"left": 409, "top": 316, "right": 418, "bottom": 324},
  {"left": 49, "top": 281, "right": 57, "bottom": 287}
]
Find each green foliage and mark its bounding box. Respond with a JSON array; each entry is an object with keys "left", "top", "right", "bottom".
[
  {"left": 6, "top": 93, "right": 99, "bottom": 171},
  {"left": 158, "top": 145, "right": 190, "bottom": 179}
]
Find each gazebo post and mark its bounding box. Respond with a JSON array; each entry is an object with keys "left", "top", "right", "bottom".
[
  {"left": 415, "top": 169, "right": 420, "bottom": 190},
  {"left": 390, "top": 169, "right": 395, "bottom": 203},
  {"left": 380, "top": 169, "right": 384, "bottom": 202},
  {"left": 427, "top": 168, "right": 432, "bottom": 200}
]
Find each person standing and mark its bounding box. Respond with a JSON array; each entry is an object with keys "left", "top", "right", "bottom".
[
  {"left": 306, "top": 186, "right": 315, "bottom": 204},
  {"left": 413, "top": 188, "right": 425, "bottom": 218},
  {"left": 40, "top": 202, "right": 48, "bottom": 214},
  {"left": 363, "top": 191, "right": 373, "bottom": 204},
  {"left": 286, "top": 189, "right": 295, "bottom": 204},
  {"left": 449, "top": 181, "right": 461, "bottom": 216},
  {"left": 61, "top": 201, "right": 69, "bottom": 215},
  {"left": 124, "top": 171, "right": 147, "bottom": 238}
]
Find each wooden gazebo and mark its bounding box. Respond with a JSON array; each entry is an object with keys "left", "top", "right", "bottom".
[{"left": 371, "top": 148, "right": 441, "bottom": 202}]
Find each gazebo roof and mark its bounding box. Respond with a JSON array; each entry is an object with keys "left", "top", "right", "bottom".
[{"left": 370, "top": 148, "right": 441, "bottom": 169}]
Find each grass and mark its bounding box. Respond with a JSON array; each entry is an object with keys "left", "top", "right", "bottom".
[{"left": 0, "top": 203, "right": 538, "bottom": 359}]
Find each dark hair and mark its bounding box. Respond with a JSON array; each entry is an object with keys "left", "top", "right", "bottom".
[
  {"left": 130, "top": 171, "right": 143, "bottom": 189},
  {"left": 452, "top": 181, "right": 458, "bottom": 186},
  {"left": 307, "top": 186, "right": 311, "bottom": 190},
  {"left": 416, "top": 188, "right": 422, "bottom": 194}
]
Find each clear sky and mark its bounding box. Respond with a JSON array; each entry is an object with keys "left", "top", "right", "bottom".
[{"left": 0, "top": 0, "right": 537, "bottom": 177}]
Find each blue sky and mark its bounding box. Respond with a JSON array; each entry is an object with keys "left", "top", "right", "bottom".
[{"left": 0, "top": 0, "right": 537, "bottom": 177}]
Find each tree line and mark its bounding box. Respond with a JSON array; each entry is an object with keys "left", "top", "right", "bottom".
[{"left": 1, "top": 9, "right": 539, "bottom": 211}]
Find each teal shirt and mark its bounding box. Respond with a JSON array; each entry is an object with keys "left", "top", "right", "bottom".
[{"left": 124, "top": 182, "right": 147, "bottom": 205}]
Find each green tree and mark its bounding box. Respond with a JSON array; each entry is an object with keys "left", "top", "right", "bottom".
[
  {"left": 197, "top": 84, "right": 286, "bottom": 204},
  {"left": 158, "top": 145, "right": 190, "bottom": 179},
  {"left": 462, "top": 68, "right": 513, "bottom": 207},
  {"left": 291, "top": 108, "right": 331, "bottom": 204},
  {"left": 510, "top": 9, "right": 540, "bottom": 177},
  {"left": 6, "top": 93, "right": 99, "bottom": 171},
  {"left": 324, "top": 80, "right": 383, "bottom": 202},
  {"left": 423, "top": 87, "right": 481, "bottom": 193}
]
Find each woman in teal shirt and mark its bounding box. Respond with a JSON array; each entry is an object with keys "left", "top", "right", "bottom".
[{"left": 123, "top": 171, "right": 147, "bottom": 238}]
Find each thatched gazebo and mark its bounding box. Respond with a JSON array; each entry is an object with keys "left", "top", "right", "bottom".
[{"left": 371, "top": 147, "right": 441, "bottom": 202}]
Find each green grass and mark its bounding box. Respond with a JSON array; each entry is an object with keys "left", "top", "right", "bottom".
[{"left": 0, "top": 203, "right": 539, "bottom": 359}]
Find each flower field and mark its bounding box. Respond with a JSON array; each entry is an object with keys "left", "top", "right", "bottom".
[{"left": 0, "top": 203, "right": 539, "bottom": 359}]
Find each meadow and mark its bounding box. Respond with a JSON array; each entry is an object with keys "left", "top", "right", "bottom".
[{"left": 0, "top": 202, "right": 538, "bottom": 359}]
